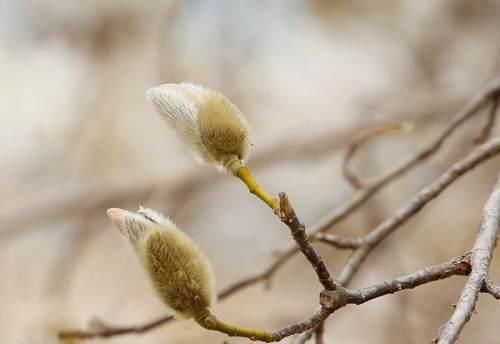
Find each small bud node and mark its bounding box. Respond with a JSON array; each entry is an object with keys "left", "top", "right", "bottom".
[
  {"left": 202, "top": 315, "right": 217, "bottom": 329},
  {"left": 320, "top": 289, "right": 348, "bottom": 309}
]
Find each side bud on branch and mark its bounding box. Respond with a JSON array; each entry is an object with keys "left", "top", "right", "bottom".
[
  {"left": 147, "top": 82, "right": 278, "bottom": 209},
  {"left": 107, "top": 207, "right": 215, "bottom": 319},
  {"left": 107, "top": 207, "right": 275, "bottom": 342}
]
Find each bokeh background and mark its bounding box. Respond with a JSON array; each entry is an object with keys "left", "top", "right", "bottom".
[{"left": 1, "top": 1, "right": 500, "bottom": 343}]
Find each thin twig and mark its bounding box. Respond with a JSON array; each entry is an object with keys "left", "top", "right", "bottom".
[
  {"left": 58, "top": 314, "right": 175, "bottom": 340},
  {"left": 474, "top": 97, "right": 499, "bottom": 144},
  {"left": 481, "top": 278, "right": 500, "bottom": 299},
  {"left": 276, "top": 193, "right": 336, "bottom": 291},
  {"left": 270, "top": 307, "right": 332, "bottom": 341},
  {"left": 342, "top": 122, "right": 413, "bottom": 189},
  {"left": 292, "top": 324, "right": 325, "bottom": 344},
  {"left": 315, "top": 233, "right": 362, "bottom": 249},
  {"left": 343, "top": 254, "right": 471, "bottom": 304},
  {"left": 437, "top": 175, "right": 500, "bottom": 344}
]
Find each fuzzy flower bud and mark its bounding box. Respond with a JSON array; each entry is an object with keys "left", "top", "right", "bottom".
[
  {"left": 107, "top": 207, "right": 216, "bottom": 319},
  {"left": 146, "top": 82, "right": 251, "bottom": 174}
]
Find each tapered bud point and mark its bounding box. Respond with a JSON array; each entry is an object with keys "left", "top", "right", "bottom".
[
  {"left": 106, "top": 208, "right": 126, "bottom": 233},
  {"left": 146, "top": 82, "right": 251, "bottom": 173},
  {"left": 106, "top": 207, "right": 161, "bottom": 248}
]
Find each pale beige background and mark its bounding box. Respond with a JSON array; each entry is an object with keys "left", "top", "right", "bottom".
[{"left": 1, "top": 1, "right": 500, "bottom": 343}]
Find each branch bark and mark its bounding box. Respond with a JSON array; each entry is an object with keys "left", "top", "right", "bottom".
[
  {"left": 437, "top": 175, "right": 500, "bottom": 344},
  {"left": 276, "top": 193, "right": 336, "bottom": 291},
  {"left": 58, "top": 314, "right": 175, "bottom": 340},
  {"left": 482, "top": 278, "right": 500, "bottom": 299},
  {"left": 315, "top": 233, "right": 362, "bottom": 249}
]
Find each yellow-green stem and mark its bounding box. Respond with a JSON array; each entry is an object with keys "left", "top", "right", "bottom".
[
  {"left": 236, "top": 166, "right": 279, "bottom": 209},
  {"left": 195, "top": 309, "right": 274, "bottom": 342}
]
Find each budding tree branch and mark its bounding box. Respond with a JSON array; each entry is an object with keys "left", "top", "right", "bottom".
[{"left": 58, "top": 78, "right": 500, "bottom": 342}]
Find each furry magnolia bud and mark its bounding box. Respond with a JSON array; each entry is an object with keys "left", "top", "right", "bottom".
[
  {"left": 146, "top": 82, "right": 251, "bottom": 174},
  {"left": 107, "top": 207, "right": 216, "bottom": 319}
]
